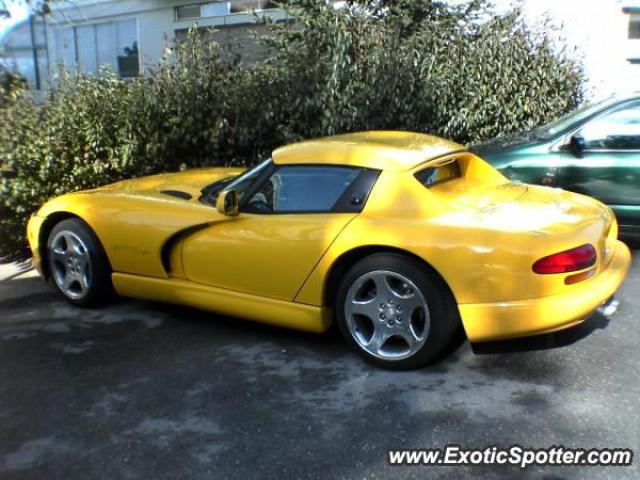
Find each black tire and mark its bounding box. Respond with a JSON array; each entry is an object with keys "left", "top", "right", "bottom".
[
  {"left": 335, "top": 253, "right": 460, "bottom": 369},
  {"left": 46, "top": 218, "right": 113, "bottom": 307}
]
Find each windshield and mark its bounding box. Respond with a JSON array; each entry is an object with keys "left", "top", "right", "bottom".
[
  {"left": 533, "top": 97, "right": 616, "bottom": 138},
  {"left": 225, "top": 159, "right": 272, "bottom": 201},
  {"left": 200, "top": 159, "right": 271, "bottom": 206}
]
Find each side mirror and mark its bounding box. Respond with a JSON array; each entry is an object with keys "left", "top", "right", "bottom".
[
  {"left": 568, "top": 133, "right": 586, "bottom": 157},
  {"left": 216, "top": 190, "right": 239, "bottom": 217}
]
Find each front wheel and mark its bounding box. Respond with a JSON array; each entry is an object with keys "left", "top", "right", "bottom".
[
  {"left": 47, "top": 218, "right": 113, "bottom": 307},
  {"left": 335, "top": 253, "right": 460, "bottom": 369}
]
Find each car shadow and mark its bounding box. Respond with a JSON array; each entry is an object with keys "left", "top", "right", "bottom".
[
  {"left": 0, "top": 268, "right": 618, "bottom": 360},
  {"left": 471, "top": 312, "right": 610, "bottom": 355}
]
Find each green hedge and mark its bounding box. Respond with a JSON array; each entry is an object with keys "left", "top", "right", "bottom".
[{"left": 0, "top": 0, "right": 585, "bottom": 262}]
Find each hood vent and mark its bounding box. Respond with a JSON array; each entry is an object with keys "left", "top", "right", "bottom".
[{"left": 160, "top": 190, "right": 192, "bottom": 200}]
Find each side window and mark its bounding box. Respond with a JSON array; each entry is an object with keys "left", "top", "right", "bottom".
[
  {"left": 244, "top": 165, "right": 362, "bottom": 213},
  {"left": 580, "top": 103, "right": 640, "bottom": 150}
]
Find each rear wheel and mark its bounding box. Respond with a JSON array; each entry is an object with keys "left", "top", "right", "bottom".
[
  {"left": 335, "top": 253, "right": 460, "bottom": 369},
  {"left": 47, "top": 218, "right": 113, "bottom": 307}
]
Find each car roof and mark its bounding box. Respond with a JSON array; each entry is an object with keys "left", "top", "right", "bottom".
[{"left": 272, "top": 131, "right": 464, "bottom": 171}]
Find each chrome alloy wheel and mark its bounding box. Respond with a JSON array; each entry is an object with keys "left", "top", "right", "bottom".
[
  {"left": 344, "top": 270, "right": 430, "bottom": 361},
  {"left": 49, "top": 230, "right": 92, "bottom": 300}
]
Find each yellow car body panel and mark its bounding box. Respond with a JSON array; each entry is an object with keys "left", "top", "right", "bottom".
[
  {"left": 27, "top": 131, "right": 632, "bottom": 341},
  {"left": 181, "top": 213, "right": 358, "bottom": 300},
  {"left": 30, "top": 167, "right": 243, "bottom": 279},
  {"left": 273, "top": 131, "right": 464, "bottom": 171},
  {"left": 110, "top": 273, "right": 332, "bottom": 333},
  {"left": 459, "top": 242, "right": 631, "bottom": 341}
]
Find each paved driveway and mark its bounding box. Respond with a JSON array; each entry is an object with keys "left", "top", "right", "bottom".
[{"left": 0, "top": 250, "right": 638, "bottom": 480}]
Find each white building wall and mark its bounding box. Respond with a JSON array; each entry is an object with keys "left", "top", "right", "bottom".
[
  {"left": 2, "top": 0, "right": 286, "bottom": 85},
  {"left": 136, "top": 7, "right": 174, "bottom": 68}
]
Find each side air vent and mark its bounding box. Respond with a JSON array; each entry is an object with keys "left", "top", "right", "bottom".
[{"left": 160, "top": 190, "right": 192, "bottom": 200}]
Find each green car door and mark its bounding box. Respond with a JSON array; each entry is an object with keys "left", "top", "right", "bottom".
[
  {"left": 555, "top": 101, "right": 640, "bottom": 232},
  {"left": 473, "top": 95, "right": 640, "bottom": 236}
]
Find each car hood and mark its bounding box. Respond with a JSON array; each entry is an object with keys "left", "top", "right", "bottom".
[{"left": 89, "top": 167, "right": 245, "bottom": 202}]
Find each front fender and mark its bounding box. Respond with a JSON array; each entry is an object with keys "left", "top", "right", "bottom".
[{"left": 31, "top": 192, "right": 221, "bottom": 279}]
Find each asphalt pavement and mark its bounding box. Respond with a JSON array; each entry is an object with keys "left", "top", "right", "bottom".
[{"left": 0, "top": 249, "right": 638, "bottom": 480}]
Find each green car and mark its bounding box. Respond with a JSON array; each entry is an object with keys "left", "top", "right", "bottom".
[{"left": 472, "top": 95, "right": 640, "bottom": 237}]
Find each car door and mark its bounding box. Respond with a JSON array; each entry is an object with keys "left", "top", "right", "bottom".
[
  {"left": 554, "top": 101, "right": 640, "bottom": 231},
  {"left": 181, "top": 164, "right": 378, "bottom": 301}
]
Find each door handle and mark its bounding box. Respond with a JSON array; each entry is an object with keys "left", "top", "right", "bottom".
[{"left": 541, "top": 168, "right": 557, "bottom": 186}]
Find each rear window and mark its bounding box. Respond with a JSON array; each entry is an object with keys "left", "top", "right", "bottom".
[{"left": 414, "top": 160, "right": 461, "bottom": 187}]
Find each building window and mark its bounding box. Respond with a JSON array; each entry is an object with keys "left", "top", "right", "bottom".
[
  {"left": 175, "top": 1, "right": 277, "bottom": 21},
  {"left": 53, "top": 18, "right": 139, "bottom": 78},
  {"left": 629, "top": 15, "right": 640, "bottom": 39},
  {"left": 176, "top": 4, "right": 202, "bottom": 20},
  {"left": 230, "top": 1, "right": 278, "bottom": 14}
]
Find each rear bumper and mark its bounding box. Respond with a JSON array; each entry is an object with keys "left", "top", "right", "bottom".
[{"left": 460, "top": 239, "right": 632, "bottom": 342}]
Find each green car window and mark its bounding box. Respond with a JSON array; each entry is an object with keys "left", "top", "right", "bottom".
[
  {"left": 534, "top": 96, "right": 616, "bottom": 138},
  {"left": 580, "top": 102, "right": 640, "bottom": 150}
]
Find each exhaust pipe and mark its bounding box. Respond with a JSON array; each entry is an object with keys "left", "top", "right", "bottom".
[{"left": 597, "top": 296, "right": 619, "bottom": 317}]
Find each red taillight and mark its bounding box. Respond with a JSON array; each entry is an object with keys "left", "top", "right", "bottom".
[{"left": 532, "top": 244, "right": 597, "bottom": 274}]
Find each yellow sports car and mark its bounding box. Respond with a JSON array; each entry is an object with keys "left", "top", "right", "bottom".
[{"left": 27, "top": 131, "right": 631, "bottom": 368}]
